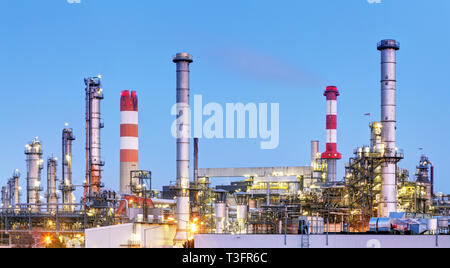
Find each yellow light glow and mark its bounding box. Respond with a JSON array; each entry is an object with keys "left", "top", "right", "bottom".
[
  {"left": 190, "top": 223, "right": 198, "bottom": 233},
  {"left": 44, "top": 236, "right": 52, "bottom": 245}
]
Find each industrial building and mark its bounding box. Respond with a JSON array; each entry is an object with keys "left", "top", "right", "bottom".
[{"left": 1, "top": 40, "right": 449, "bottom": 248}]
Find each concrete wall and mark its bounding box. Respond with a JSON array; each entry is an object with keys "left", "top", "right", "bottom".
[
  {"left": 85, "top": 223, "right": 135, "bottom": 248},
  {"left": 194, "top": 234, "right": 450, "bottom": 248},
  {"left": 85, "top": 223, "right": 177, "bottom": 248}
]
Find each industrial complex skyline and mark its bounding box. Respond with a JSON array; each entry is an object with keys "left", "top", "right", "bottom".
[{"left": 1, "top": 0, "right": 449, "bottom": 202}]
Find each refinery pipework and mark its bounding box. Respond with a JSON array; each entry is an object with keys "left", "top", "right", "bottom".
[
  {"left": 61, "top": 126, "right": 75, "bottom": 211},
  {"left": 120, "top": 90, "right": 139, "bottom": 194},
  {"left": 85, "top": 76, "right": 104, "bottom": 200},
  {"left": 172, "top": 52, "right": 193, "bottom": 246},
  {"left": 321, "top": 86, "right": 342, "bottom": 182},
  {"left": 25, "top": 138, "right": 43, "bottom": 212},
  {"left": 377, "top": 39, "right": 400, "bottom": 217}
]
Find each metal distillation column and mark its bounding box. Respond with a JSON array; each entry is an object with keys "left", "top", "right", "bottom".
[
  {"left": 173, "top": 53, "right": 193, "bottom": 246},
  {"left": 377, "top": 39, "right": 400, "bottom": 217},
  {"left": 46, "top": 157, "right": 58, "bottom": 212},
  {"left": 25, "top": 138, "right": 43, "bottom": 212},
  {"left": 61, "top": 127, "right": 75, "bottom": 211},
  {"left": 85, "top": 76, "right": 104, "bottom": 201}
]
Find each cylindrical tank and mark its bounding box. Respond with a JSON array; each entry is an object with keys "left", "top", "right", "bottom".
[
  {"left": 25, "top": 138, "right": 43, "bottom": 212},
  {"left": 214, "top": 190, "right": 227, "bottom": 234},
  {"left": 378, "top": 39, "right": 400, "bottom": 217},
  {"left": 172, "top": 53, "right": 193, "bottom": 246},
  {"left": 235, "top": 192, "right": 248, "bottom": 233}
]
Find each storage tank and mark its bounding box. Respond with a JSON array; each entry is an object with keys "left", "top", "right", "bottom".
[
  {"left": 214, "top": 189, "right": 228, "bottom": 234},
  {"left": 235, "top": 192, "right": 248, "bottom": 233}
]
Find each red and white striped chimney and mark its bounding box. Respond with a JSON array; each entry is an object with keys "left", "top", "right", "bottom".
[
  {"left": 321, "top": 86, "right": 342, "bottom": 182},
  {"left": 120, "top": 90, "right": 139, "bottom": 194}
]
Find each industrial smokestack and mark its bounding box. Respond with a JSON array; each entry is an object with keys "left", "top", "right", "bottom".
[
  {"left": 85, "top": 76, "right": 104, "bottom": 200},
  {"left": 172, "top": 52, "right": 193, "bottom": 246},
  {"left": 46, "top": 157, "right": 58, "bottom": 212},
  {"left": 61, "top": 126, "right": 75, "bottom": 211},
  {"left": 321, "top": 86, "right": 342, "bottom": 182},
  {"left": 120, "top": 90, "right": 139, "bottom": 194},
  {"left": 25, "top": 138, "right": 43, "bottom": 212},
  {"left": 377, "top": 39, "right": 400, "bottom": 217}
]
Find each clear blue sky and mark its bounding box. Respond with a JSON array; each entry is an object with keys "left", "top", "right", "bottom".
[{"left": 0, "top": 0, "right": 449, "bottom": 202}]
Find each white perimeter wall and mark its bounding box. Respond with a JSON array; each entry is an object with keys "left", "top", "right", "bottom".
[
  {"left": 194, "top": 234, "right": 450, "bottom": 248},
  {"left": 85, "top": 223, "right": 177, "bottom": 248},
  {"left": 85, "top": 223, "right": 135, "bottom": 248}
]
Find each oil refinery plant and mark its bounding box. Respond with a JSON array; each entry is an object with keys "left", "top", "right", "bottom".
[{"left": 0, "top": 40, "right": 449, "bottom": 248}]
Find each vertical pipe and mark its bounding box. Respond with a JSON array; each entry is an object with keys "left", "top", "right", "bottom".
[
  {"left": 193, "top": 137, "right": 199, "bottom": 205},
  {"left": 120, "top": 90, "right": 139, "bottom": 194},
  {"left": 193, "top": 138, "right": 199, "bottom": 187},
  {"left": 377, "top": 39, "right": 400, "bottom": 217},
  {"left": 172, "top": 53, "right": 193, "bottom": 246}
]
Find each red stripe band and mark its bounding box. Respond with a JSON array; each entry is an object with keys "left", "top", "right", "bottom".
[
  {"left": 326, "top": 115, "right": 337, "bottom": 129},
  {"left": 120, "top": 150, "right": 139, "bottom": 162},
  {"left": 120, "top": 124, "right": 138, "bottom": 137}
]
